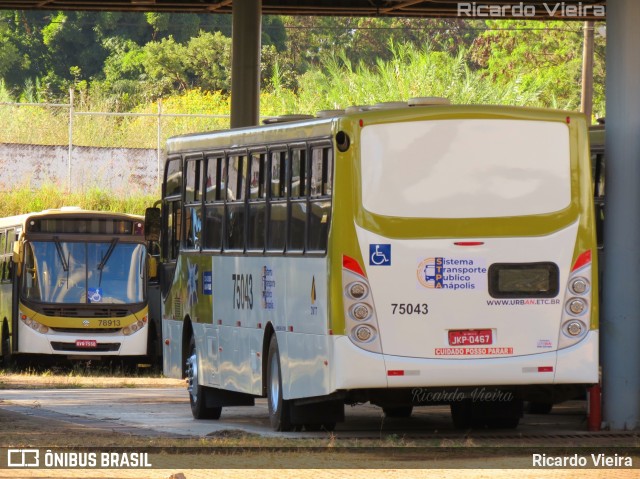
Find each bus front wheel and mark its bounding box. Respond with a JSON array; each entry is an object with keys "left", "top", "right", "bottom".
[
  {"left": 267, "top": 335, "right": 293, "bottom": 431},
  {"left": 186, "top": 336, "right": 221, "bottom": 420}
]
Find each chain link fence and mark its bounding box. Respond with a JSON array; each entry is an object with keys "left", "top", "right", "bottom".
[{"left": 0, "top": 90, "right": 233, "bottom": 194}]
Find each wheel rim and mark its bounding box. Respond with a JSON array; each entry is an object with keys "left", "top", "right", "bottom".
[
  {"left": 186, "top": 346, "right": 198, "bottom": 403},
  {"left": 269, "top": 353, "right": 280, "bottom": 413}
]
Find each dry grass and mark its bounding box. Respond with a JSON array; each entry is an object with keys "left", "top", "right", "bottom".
[
  {"left": 0, "top": 371, "right": 184, "bottom": 390},
  {"left": 0, "top": 184, "right": 156, "bottom": 217}
]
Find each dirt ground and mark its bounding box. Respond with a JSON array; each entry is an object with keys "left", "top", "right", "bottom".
[
  {"left": 1, "top": 373, "right": 638, "bottom": 479},
  {"left": 2, "top": 407, "right": 639, "bottom": 479}
]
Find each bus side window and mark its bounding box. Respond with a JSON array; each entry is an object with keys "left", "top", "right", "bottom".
[
  {"left": 165, "top": 157, "right": 182, "bottom": 198},
  {"left": 592, "top": 151, "right": 605, "bottom": 249},
  {"left": 225, "top": 153, "right": 247, "bottom": 251},
  {"left": 308, "top": 146, "right": 333, "bottom": 253},
  {"left": 247, "top": 151, "right": 267, "bottom": 252},
  {"left": 0, "top": 230, "right": 6, "bottom": 282},
  {"left": 184, "top": 157, "right": 203, "bottom": 251},
  {"left": 163, "top": 157, "right": 183, "bottom": 262},
  {"left": 267, "top": 150, "right": 287, "bottom": 253},
  {"left": 288, "top": 147, "right": 307, "bottom": 253},
  {"left": 204, "top": 155, "right": 224, "bottom": 251},
  {"left": 5, "top": 229, "right": 14, "bottom": 281}
]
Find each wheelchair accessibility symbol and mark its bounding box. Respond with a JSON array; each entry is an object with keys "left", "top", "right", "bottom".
[{"left": 369, "top": 244, "right": 391, "bottom": 266}]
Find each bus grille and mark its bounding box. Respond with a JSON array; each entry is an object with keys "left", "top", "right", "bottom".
[
  {"left": 42, "top": 308, "right": 130, "bottom": 318},
  {"left": 49, "top": 328, "right": 121, "bottom": 334},
  {"left": 50, "top": 342, "right": 121, "bottom": 352}
]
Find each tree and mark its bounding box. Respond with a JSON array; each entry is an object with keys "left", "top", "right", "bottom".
[
  {"left": 41, "top": 12, "right": 109, "bottom": 82},
  {"left": 468, "top": 20, "right": 604, "bottom": 112},
  {"left": 0, "top": 11, "right": 50, "bottom": 97},
  {"left": 184, "top": 31, "right": 231, "bottom": 92},
  {"left": 0, "top": 14, "right": 21, "bottom": 83},
  {"left": 142, "top": 36, "right": 189, "bottom": 96}
]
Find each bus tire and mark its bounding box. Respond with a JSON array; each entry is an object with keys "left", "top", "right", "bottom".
[
  {"left": 383, "top": 406, "right": 413, "bottom": 418},
  {"left": 1, "top": 322, "right": 12, "bottom": 368},
  {"left": 267, "top": 335, "right": 293, "bottom": 431},
  {"left": 450, "top": 400, "right": 473, "bottom": 429},
  {"left": 527, "top": 401, "right": 553, "bottom": 415},
  {"left": 186, "top": 336, "right": 221, "bottom": 420}
]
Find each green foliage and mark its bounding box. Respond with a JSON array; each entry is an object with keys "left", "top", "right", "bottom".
[
  {"left": 0, "top": 15, "right": 20, "bottom": 80},
  {"left": 0, "top": 184, "right": 156, "bottom": 217},
  {"left": 469, "top": 20, "right": 606, "bottom": 116},
  {"left": 0, "top": 14, "right": 607, "bottom": 133},
  {"left": 183, "top": 31, "right": 232, "bottom": 92},
  {"left": 290, "top": 41, "right": 553, "bottom": 114},
  {"left": 0, "top": 30, "right": 606, "bottom": 148}
]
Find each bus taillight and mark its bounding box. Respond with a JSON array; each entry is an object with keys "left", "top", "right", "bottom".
[
  {"left": 558, "top": 250, "right": 592, "bottom": 349},
  {"left": 342, "top": 256, "right": 382, "bottom": 353}
]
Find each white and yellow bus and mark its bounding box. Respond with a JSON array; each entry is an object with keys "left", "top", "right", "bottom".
[
  {"left": 148, "top": 99, "right": 598, "bottom": 430},
  {"left": 0, "top": 208, "right": 160, "bottom": 364}
]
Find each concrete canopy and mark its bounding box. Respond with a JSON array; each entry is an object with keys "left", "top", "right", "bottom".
[{"left": 0, "top": 0, "right": 606, "bottom": 19}]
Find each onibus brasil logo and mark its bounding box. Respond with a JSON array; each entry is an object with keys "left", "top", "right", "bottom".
[{"left": 417, "top": 257, "right": 487, "bottom": 290}]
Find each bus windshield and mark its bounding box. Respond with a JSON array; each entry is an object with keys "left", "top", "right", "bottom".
[{"left": 21, "top": 241, "right": 146, "bottom": 304}]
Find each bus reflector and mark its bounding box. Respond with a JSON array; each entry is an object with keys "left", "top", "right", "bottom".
[
  {"left": 343, "top": 255, "right": 366, "bottom": 277},
  {"left": 454, "top": 242, "right": 484, "bottom": 246},
  {"left": 538, "top": 366, "right": 554, "bottom": 372},
  {"left": 388, "top": 370, "right": 405, "bottom": 376},
  {"left": 572, "top": 250, "right": 592, "bottom": 271}
]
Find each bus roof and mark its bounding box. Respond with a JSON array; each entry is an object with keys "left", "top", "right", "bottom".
[
  {"left": 166, "top": 101, "right": 585, "bottom": 155},
  {"left": 0, "top": 208, "right": 143, "bottom": 230}
]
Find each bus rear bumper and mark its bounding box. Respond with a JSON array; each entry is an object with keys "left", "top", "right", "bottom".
[{"left": 333, "top": 331, "right": 599, "bottom": 390}]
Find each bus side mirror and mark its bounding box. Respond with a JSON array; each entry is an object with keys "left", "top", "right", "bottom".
[
  {"left": 148, "top": 255, "right": 158, "bottom": 280},
  {"left": 145, "top": 207, "right": 161, "bottom": 242},
  {"left": 12, "top": 241, "right": 23, "bottom": 276}
]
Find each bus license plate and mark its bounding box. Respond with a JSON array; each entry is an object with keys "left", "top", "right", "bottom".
[
  {"left": 448, "top": 329, "right": 492, "bottom": 346},
  {"left": 76, "top": 340, "right": 97, "bottom": 348}
]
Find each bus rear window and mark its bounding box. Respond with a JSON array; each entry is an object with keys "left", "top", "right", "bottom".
[
  {"left": 488, "top": 262, "right": 559, "bottom": 298},
  {"left": 360, "top": 119, "right": 571, "bottom": 218}
]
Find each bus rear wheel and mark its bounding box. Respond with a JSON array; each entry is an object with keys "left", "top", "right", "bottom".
[
  {"left": 267, "top": 335, "right": 293, "bottom": 431},
  {"left": 450, "top": 398, "right": 521, "bottom": 429},
  {"left": 1, "top": 323, "right": 12, "bottom": 368},
  {"left": 186, "top": 336, "right": 221, "bottom": 420},
  {"left": 383, "top": 406, "right": 413, "bottom": 418}
]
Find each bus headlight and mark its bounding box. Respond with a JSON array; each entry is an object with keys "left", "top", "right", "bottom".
[
  {"left": 20, "top": 314, "right": 49, "bottom": 334},
  {"left": 349, "top": 303, "right": 372, "bottom": 321},
  {"left": 123, "top": 320, "right": 146, "bottom": 336},
  {"left": 566, "top": 298, "right": 587, "bottom": 316}
]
